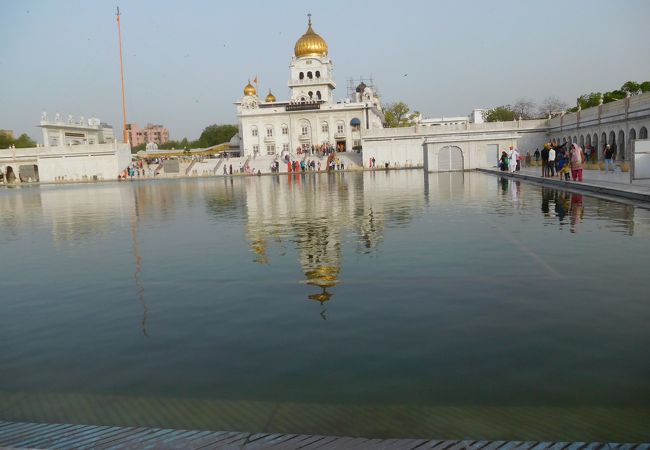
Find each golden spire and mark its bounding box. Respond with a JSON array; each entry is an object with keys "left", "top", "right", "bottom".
[{"left": 294, "top": 14, "right": 328, "bottom": 58}]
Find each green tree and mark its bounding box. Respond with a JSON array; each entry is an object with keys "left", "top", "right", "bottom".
[
  {"left": 198, "top": 124, "right": 238, "bottom": 147},
  {"left": 0, "top": 132, "right": 37, "bottom": 149},
  {"left": 621, "top": 81, "right": 641, "bottom": 95},
  {"left": 603, "top": 89, "right": 627, "bottom": 103},
  {"left": 0, "top": 131, "right": 12, "bottom": 149},
  {"left": 383, "top": 102, "right": 419, "bottom": 127},
  {"left": 640, "top": 81, "right": 650, "bottom": 93},
  {"left": 131, "top": 142, "right": 146, "bottom": 153},
  {"left": 483, "top": 105, "right": 517, "bottom": 122}
]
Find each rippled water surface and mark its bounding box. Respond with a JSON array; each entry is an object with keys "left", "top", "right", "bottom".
[{"left": 1, "top": 171, "right": 649, "bottom": 440}]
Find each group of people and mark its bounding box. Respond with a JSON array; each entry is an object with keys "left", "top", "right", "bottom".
[
  {"left": 295, "top": 142, "right": 337, "bottom": 156},
  {"left": 538, "top": 142, "right": 586, "bottom": 181},
  {"left": 286, "top": 159, "right": 322, "bottom": 172},
  {"left": 120, "top": 160, "right": 148, "bottom": 179},
  {"left": 499, "top": 146, "right": 522, "bottom": 173}
]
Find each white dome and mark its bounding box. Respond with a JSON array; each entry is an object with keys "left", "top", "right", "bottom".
[{"left": 229, "top": 133, "right": 241, "bottom": 148}]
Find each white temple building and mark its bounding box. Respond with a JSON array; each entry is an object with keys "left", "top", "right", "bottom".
[{"left": 236, "top": 15, "right": 385, "bottom": 159}]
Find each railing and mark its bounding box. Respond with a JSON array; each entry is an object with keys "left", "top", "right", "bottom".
[
  {"left": 185, "top": 160, "right": 197, "bottom": 175},
  {"left": 213, "top": 158, "right": 223, "bottom": 175}
]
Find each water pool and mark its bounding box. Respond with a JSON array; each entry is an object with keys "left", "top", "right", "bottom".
[{"left": 1, "top": 171, "right": 649, "bottom": 440}]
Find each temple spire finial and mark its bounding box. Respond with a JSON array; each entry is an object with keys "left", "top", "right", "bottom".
[{"left": 308, "top": 13, "right": 312, "bottom": 27}]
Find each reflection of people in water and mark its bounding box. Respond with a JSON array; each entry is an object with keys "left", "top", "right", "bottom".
[
  {"left": 499, "top": 177, "right": 508, "bottom": 193},
  {"left": 555, "top": 191, "right": 569, "bottom": 222},
  {"left": 541, "top": 187, "right": 553, "bottom": 215},
  {"left": 570, "top": 193, "right": 584, "bottom": 233}
]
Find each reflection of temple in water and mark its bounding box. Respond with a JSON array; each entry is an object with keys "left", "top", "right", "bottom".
[{"left": 242, "top": 172, "right": 427, "bottom": 310}]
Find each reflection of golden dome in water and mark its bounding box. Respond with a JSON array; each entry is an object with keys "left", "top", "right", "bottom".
[
  {"left": 251, "top": 239, "right": 267, "bottom": 264},
  {"left": 308, "top": 290, "right": 332, "bottom": 303},
  {"left": 265, "top": 90, "right": 276, "bottom": 103},
  {"left": 305, "top": 265, "right": 339, "bottom": 288},
  {"left": 244, "top": 80, "right": 256, "bottom": 96},
  {"left": 294, "top": 17, "right": 328, "bottom": 58}
]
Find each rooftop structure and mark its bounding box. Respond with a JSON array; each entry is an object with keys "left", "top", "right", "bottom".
[{"left": 38, "top": 113, "right": 114, "bottom": 146}]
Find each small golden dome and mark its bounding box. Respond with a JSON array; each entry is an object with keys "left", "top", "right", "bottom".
[
  {"left": 265, "top": 90, "right": 276, "bottom": 103},
  {"left": 294, "top": 16, "right": 328, "bottom": 58},
  {"left": 243, "top": 80, "right": 256, "bottom": 96}
]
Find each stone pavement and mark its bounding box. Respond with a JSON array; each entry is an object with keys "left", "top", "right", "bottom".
[{"left": 478, "top": 165, "right": 650, "bottom": 203}]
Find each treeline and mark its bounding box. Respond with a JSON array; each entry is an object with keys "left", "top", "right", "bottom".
[
  {"left": 131, "top": 124, "right": 238, "bottom": 152},
  {"left": 0, "top": 131, "right": 37, "bottom": 149},
  {"left": 483, "top": 80, "right": 650, "bottom": 122}
]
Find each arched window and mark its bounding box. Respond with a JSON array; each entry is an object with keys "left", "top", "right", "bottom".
[
  {"left": 336, "top": 121, "right": 344, "bottom": 134},
  {"left": 266, "top": 126, "right": 273, "bottom": 138},
  {"left": 601, "top": 132, "right": 607, "bottom": 147},
  {"left": 299, "top": 72, "right": 304, "bottom": 80},
  {"left": 579, "top": 135, "right": 584, "bottom": 148},
  {"left": 316, "top": 91, "right": 321, "bottom": 100},
  {"left": 629, "top": 128, "right": 637, "bottom": 152},
  {"left": 573, "top": 136, "right": 577, "bottom": 144},
  {"left": 315, "top": 71, "right": 320, "bottom": 78},
  {"left": 301, "top": 125, "right": 309, "bottom": 136},
  {"left": 281, "top": 124, "right": 288, "bottom": 135},
  {"left": 307, "top": 71, "right": 313, "bottom": 79},
  {"left": 640, "top": 126, "right": 648, "bottom": 139},
  {"left": 251, "top": 126, "right": 258, "bottom": 137},
  {"left": 593, "top": 134, "right": 599, "bottom": 156},
  {"left": 321, "top": 122, "right": 328, "bottom": 133},
  {"left": 618, "top": 130, "right": 625, "bottom": 160},
  {"left": 308, "top": 91, "right": 313, "bottom": 99}
]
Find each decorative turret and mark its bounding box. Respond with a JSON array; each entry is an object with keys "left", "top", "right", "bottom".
[
  {"left": 265, "top": 90, "right": 276, "bottom": 103},
  {"left": 243, "top": 80, "right": 257, "bottom": 96}
]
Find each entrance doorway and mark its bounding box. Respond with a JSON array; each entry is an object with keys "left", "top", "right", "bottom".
[
  {"left": 336, "top": 140, "right": 346, "bottom": 152},
  {"left": 5, "top": 166, "right": 16, "bottom": 183},
  {"left": 19, "top": 165, "right": 39, "bottom": 182},
  {"left": 438, "top": 146, "right": 464, "bottom": 171}
]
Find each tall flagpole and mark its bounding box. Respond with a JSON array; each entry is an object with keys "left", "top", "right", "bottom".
[{"left": 116, "top": 7, "right": 128, "bottom": 144}]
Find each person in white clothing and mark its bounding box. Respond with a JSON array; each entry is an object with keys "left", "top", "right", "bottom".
[
  {"left": 547, "top": 147, "right": 556, "bottom": 177},
  {"left": 508, "top": 146, "right": 519, "bottom": 173}
]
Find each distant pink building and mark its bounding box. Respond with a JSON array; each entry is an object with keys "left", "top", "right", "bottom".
[{"left": 126, "top": 123, "right": 170, "bottom": 147}]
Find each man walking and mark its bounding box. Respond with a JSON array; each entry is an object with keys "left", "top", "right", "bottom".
[
  {"left": 541, "top": 144, "right": 550, "bottom": 177},
  {"left": 547, "top": 145, "right": 556, "bottom": 177},
  {"left": 509, "top": 146, "right": 519, "bottom": 173}
]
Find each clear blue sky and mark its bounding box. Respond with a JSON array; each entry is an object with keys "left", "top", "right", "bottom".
[{"left": 2, "top": 0, "right": 649, "bottom": 142}]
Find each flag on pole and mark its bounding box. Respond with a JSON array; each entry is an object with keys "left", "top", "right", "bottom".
[{"left": 253, "top": 75, "right": 258, "bottom": 85}]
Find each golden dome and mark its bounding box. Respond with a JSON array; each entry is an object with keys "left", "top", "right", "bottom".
[
  {"left": 294, "top": 17, "right": 328, "bottom": 58},
  {"left": 243, "top": 80, "right": 256, "bottom": 96},
  {"left": 265, "top": 90, "right": 276, "bottom": 103}
]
